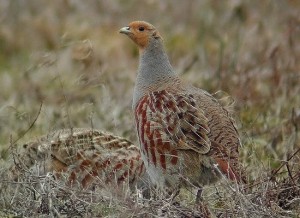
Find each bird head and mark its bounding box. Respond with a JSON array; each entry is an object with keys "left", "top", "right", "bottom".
[{"left": 119, "top": 21, "right": 162, "bottom": 50}]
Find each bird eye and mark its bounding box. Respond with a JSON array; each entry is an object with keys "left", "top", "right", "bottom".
[{"left": 138, "top": 26, "right": 145, "bottom": 32}]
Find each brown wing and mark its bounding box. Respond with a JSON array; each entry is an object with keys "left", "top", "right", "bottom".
[
  {"left": 136, "top": 90, "right": 211, "bottom": 155},
  {"left": 135, "top": 88, "right": 245, "bottom": 183},
  {"left": 193, "top": 89, "right": 246, "bottom": 183},
  {"left": 11, "top": 128, "right": 145, "bottom": 188}
]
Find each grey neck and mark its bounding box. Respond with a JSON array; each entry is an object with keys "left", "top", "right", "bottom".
[{"left": 133, "top": 38, "right": 177, "bottom": 108}]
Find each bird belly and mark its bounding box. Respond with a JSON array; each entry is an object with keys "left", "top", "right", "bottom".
[
  {"left": 181, "top": 152, "right": 221, "bottom": 187},
  {"left": 138, "top": 144, "right": 180, "bottom": 189}
]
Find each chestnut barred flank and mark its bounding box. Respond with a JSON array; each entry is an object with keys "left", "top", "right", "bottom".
[
  {"left": 11, "top": 128, "right": 146, "bottom": 189},
  {"left": 120, "top": 21, "right": 246, "bottom": 193}
]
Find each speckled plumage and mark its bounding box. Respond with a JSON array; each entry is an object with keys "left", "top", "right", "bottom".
[
  {"left": 120, "top": 21, "right": 245, "bottom": 193},
  {"left": 11, "top": 128, "right": 146, "bottom": 189}
]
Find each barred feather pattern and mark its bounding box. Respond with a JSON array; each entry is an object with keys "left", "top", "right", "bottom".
[
  {"left": 135, "top": 88, "right": 244, "bottom": 189},
  {"left": 11, "top": 128, "right": 145, "bottom": 189},
  {"left": 120, "top": 20, "right": 245, "bottom": 191}
]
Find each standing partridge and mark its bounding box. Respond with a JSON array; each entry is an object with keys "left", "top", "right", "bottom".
[
  {"left": 120, "top": 21, "right": 245, "bottom": 197},
  {"left": 11, "top": 128, "right": 146, "bottom": 190}
]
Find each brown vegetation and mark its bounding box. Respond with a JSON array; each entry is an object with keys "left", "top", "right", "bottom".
[{"left": 0, "top": 1, "right": 299, "bottom": 217}]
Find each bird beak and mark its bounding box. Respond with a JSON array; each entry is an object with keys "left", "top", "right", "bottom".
[{"left": 119, "top": 26, "right": 131, "bottom": 35}]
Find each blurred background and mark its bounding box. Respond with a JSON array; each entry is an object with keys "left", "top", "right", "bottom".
[{"left": 0, "top": 0, "right": 299, "bottom": 174}]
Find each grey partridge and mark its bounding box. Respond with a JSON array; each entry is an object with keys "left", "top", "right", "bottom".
[
  {"left": 119, "top": 21, "right": 245, "bottom": 196},
  {"left": 11, "top": 128, "right": 146, "bottom": 190}
]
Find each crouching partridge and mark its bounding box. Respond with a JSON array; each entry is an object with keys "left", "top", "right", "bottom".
[
  {"left": 120, "top": 21, "right": 245, "bottom": 199},
  {"left": 11, "top": 128, "right": 146, "bottom": 190}
]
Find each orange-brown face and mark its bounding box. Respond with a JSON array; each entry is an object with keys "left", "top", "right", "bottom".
[{"left": 119, "top": 21, "right": 161, "bottom": 49}]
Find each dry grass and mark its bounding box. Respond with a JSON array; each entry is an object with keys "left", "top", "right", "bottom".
[{"left": 0, "top": 0, "right": 299, "bottom": 217}]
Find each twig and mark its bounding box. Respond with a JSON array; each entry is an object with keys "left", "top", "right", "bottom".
[
  {"left": 57, "top": 69, "right": 73, "bottom": 130},
  {"left": 270, "top": 146, "right": 300, "bottom": 180},
  {"left": 4, "top": 102, "right": 43, "bottom": 155},
  {"left": 246, "top": 146, "right": 300, "bottom": 190}
]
